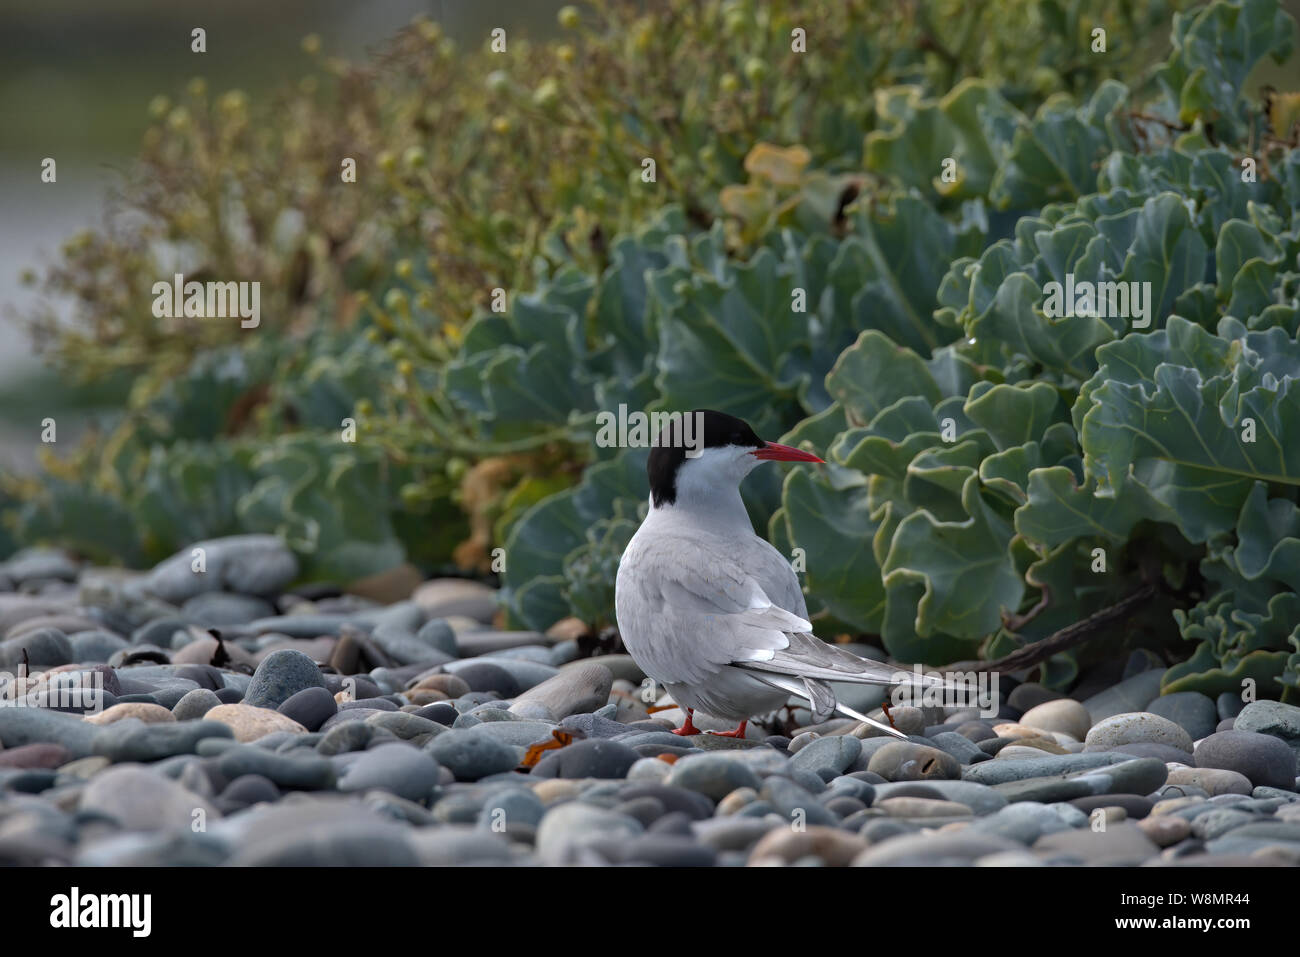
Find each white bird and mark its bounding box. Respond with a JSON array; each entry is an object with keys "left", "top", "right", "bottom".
[{"left": 615, "top": 409, "right": 956, "bottom": 741}]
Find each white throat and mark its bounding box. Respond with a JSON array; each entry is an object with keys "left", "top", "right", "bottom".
[{"left": 648, "top": 445, "right": 760, "bottom": 535}]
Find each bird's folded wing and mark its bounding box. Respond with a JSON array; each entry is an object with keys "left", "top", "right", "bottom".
[
  {"left": 631, "top": 538, "right": 811, "bottom": 685},
  {"left": 736, "top": 632, "right": 963, "bottom": 688}
]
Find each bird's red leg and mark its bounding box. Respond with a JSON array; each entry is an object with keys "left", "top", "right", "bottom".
[
  {"left": 706, "top": 721, "right": 747, "bottom": 738},
  {"left": 671, "top": 708, "right": 702, "bottom": 736},
  {"left": 880, "top": 700, "right": 898, "bottom": 731}
]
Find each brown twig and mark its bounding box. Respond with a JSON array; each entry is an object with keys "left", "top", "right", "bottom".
[{"left": 959, "top": 582, "right": 1160, "bottom": 675}]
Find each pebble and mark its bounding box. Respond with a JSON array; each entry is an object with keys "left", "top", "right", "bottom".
[
  {"left": 1234, "top": 700, "right": 1300, "bottom": 756},
  {"left": 217, "top": 745, "right": 336, "bottom": 790},
  {"left": 1019, "top": 698, "right": 1091, "bottom": 740},
  {"left": 867, "top": 742, "right": 960, "bottom": 781},
  {"left": 1146, "top": 692, "right": 1218, "bottom": 742},
  {"left": 531, "top": 739, "right": 640, "bottom": 779},
  {"left": 425, "top": 729, "right": 518, "bottom": 781},
  {"left": 204, "top": 704, "right": 308, "bottom": 743},
  {"left": 666, "top": 754, "right": 762, "bottom": 802},
  {"left": 1033, "top": 821, "right": 1159, "bottom": 865},
  {"left": 1195, "top": 730, "right": 1296, "bottom": 790},
  {"left": 1083, "top": 712, "right": 1194, "bottom": 753},
  {"left": 1167, "top": 766, "right": 1253, "bottom": 796},
  {"left": 84, "top": 702, "right": 175, "bottom": 726},
  {"left": 509, "top": 663, "right": 612, "bottom": 720},
  {"left": 92, "top": 718, "right": 232, "bottom": 763},
  {"left": 337, "top": 742, "right": 440, "bottom": 801},
  {"left": 242, "top": 649, "right": 328, "bottom": 710},
  {"left": 277, "top": 686, "right": 338, "bottom": 732},
  {"left": 749, "top": 825, "right": 868, "bottom": 866},
  {"left": 145, "top": 535, "right": 298, "bottom": 603},
  {"left": 79, "top": 765, "right": 219, "bottom": 832},
  {"left": 535, "top": 801, "right": 643, "bottom": 865},
  {"left": 1081, "top": 669, "right": 1166, "bottom": 723},
  {"left": 171, "top": 688, "right": 223, "bottom": 721}
]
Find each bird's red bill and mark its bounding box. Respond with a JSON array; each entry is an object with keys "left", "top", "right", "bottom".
[{"left": 751, "top": 442, "right": 825, "bottom": 463}]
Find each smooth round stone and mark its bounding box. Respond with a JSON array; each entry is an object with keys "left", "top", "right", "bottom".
[
  {"left": 413, "top": 702, "right": 459, "bottom": 726},
  {"left": 616, "top": 833, "right": 716, "bottom": 867},
  {"left": 954, "top": 721, "right": 998, "bottom": 743},
  {"left": 826, "top": 777, "right": 877, "bottom": 806},
  {"left": 84, "top": 702, "right": 175, "bottom": 726},
  {"left": 1006, "top": 683, "right": 1063, "bottom": 712},
  {"left": 823, "top": 795, "right": 867, "bottom": 818},
  {"left": 1032, "top": 821, "right": 1159, "bottom": 865},
  {"left": 929, "top": 731, "right": 990, "bottom": 765},
  {"left": 277, "top": 686, "right": 337, "bottom": 732},
  {"left": 1152, "top": 788, "right": 1210, "bottom": 806},
  {"left": 1187, "top": 805, "right": 1256, "bottom": 836},
  {"left": 337, "top": 742, "right": 440, "bottom": 801},
  {"left": 228, "top": 804, "right": 418, "bottom": 866},
  {"left": 204, "top": 703, "right": 308, "bottom": 743},
  {"left": 410, "top": 674, "right": 471, "bottom": 699},
  {"left": 0, "top": 742, "right": 70, "bottom": 769},
  {"left": 1019, "top": 699, "right": 1091, "bottom": 741},
  {"left": 92, "top": 718, "right": 233, "bottom": 763},
  {"left": 180, "top": 592, "right": 276, "bottom": 626},
  {"left": 531, "top": 739, "right": 639, "bottom": 779},
  {"left": 866, "top": 742, "right": 960, "bottom": 781},
  {"left": 1217, "top": 718, "right": 1235, "bottom": 732},
  {"left": 0, "top": 706, "right": 102, "bottom": 758},
  {"left": 413, "top": 578, "right": 498, "bottom": 623},
  {"left": 1081, "top": 669, "right": 1167, "bottom": 724},
  {"left": 854, "top": 832, "right": 1021, "bottom": 866},
  {"left": 214, "top": 687, "right": 244, "bottom": 704},
  {"left": 1084, "top": 757, "right": 1169, "bottom": 795},
  {"left": 875, "top": 796, "right": 971, "bottom": 819},
  {"left": 1084, "top": 712, "right": 1193, "bottom": 753},
  {"left": 1234, "top": 700, "right": 1300, "bottom": 749},
  {"left": 748, "top": 825, "right": 868, "bottom": 866},
  {"left": 316, "top": 721, "right": 386, "bottom": 756},
  {"left": 760, "top": 777, "right": 837, "bottom": 827},
  {"left": 1146, "top": 692, "right": 1218, "bottom": 742},
  {"left": 509, "top": 663, "right": 612, "bottom": 720},
  {"left": 665, "top": 754, "right": 762, "bottom": 801},
  {"left": 475, "top": 787, "right": 545, "bottom": 833},
  {"left": 1069, "top": 793, "right": 1153, "bottom": 819},
  {"left": 874, "top": 780, "right": 1004, "bottom": 815},
  {"left": 535, "top": 802, "right": 643, "bottom": 865},
  {"left": 242, "top": 649, "right": 328, "bottom": 711},
  {"left": 366, "top": 711, "right": 444, "bottom": 742},
  {"left": 1216, "top": 692, "right": 1246, "bottom": 721},
  {"left": 965, "top": 752, "right": 1123, "bottom": 784},
  {"left": 790, "top": 735, "right": 861, "bottom": 776},
  {"left": 445, "top": 662, "right": 519, "bottom": 697},
  {"left": 993, "top": 776, "right": 1099, "bottom": 804},
  {"left": 79, "top": 765, "right": 219, "bottom": 832},
  {"left": 1137, "top": 814, "right": 1191, "bottom": 847},
  {"left": 851, "top": 706, "right": 925, "bottom": 738},
  {"left": 626, "top": 757, "right": 671, "bottom": 783},
  {"left": 614, "top": 796, "right": 665, "bottom": 827},
  {"left": 220, "top": 774, "right": 281, "bottom": 807},
  {"left": 68, "top": 630, "right": 129, "bottom": 662},
  {"left": 969, "top": 802, "right": 1073, "bottom": 843},
  {"left": 425, "top": 728, "right": 518, "bottom": 781},
  {"left": 145, "top": 534, "right": 298, "bottom": 603},
  {"left": 1167, "top": 766, "right": 1253, "bottom": 796},
  {"left": 0, "top": 628, "right": 73, "bottom": 667},
  {"left": 1110, "top": 742, "right": 1194, "bottom": 764},
  {"left": 1195, "top": 730, "right": 1296, "bottom": 790},
  {"left": 217, "top": 744, "right": 336, "bottom": 789}
]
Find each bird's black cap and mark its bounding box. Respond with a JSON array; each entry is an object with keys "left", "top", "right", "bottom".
[{"left": 647, "top": 409, "right": 763, "bottom": 506}]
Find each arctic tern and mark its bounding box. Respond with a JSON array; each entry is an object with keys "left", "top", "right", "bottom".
[{"left": 615, "top": 409, "right": 955, "bottom": 740}]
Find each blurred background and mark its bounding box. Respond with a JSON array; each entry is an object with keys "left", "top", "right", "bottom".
[{"left": 0, "top": 0, "right": 568, "bottom": 473}]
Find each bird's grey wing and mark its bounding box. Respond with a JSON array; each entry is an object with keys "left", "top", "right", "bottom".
[
  {"left": 737, "top": 632, "right": 964, "bottom": 689},
  {"left": 623, "top": 534, "right": 810, "bottom": 686}
]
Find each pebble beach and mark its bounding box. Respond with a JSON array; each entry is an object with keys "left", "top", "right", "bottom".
[{"left": 2, "top": 534, "right": 1298, "bottom": 867}]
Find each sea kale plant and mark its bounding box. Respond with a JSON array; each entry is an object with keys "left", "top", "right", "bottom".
[{"left": 6, "top": 0, "right": 1300, "bottom": 704}]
